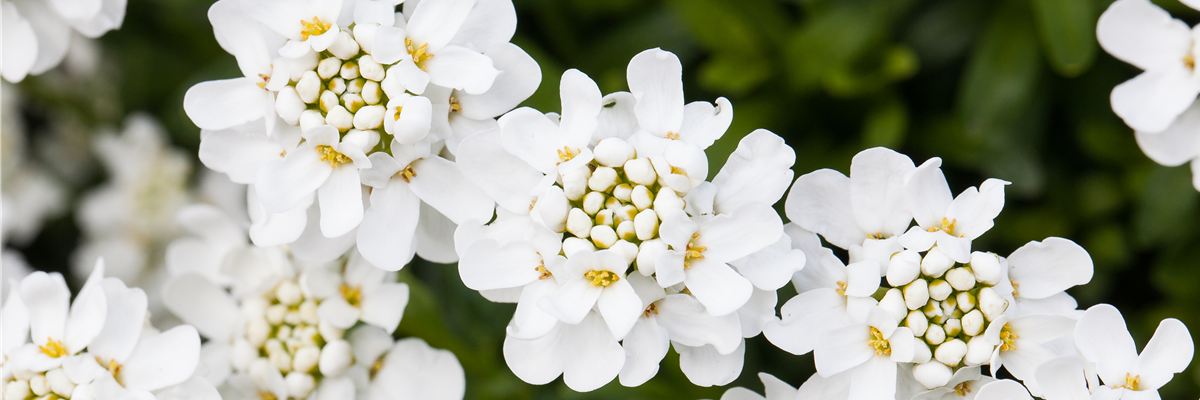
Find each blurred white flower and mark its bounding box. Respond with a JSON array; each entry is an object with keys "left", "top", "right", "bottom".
[
  {"left": 0, "top": 0, "right": 125, "bottom": 82},
  {"left": 1073, "top": 304, "right": 1193, "bottom": 399},
  {"left": 898, "top": 158, "right": 1008, "bottom": 263},
  {"left": 1132, "top": 101, "right": 1200, "bottom": 191},
  {"left": 718, "top": 372, "right": 797, "bottom": 400}
]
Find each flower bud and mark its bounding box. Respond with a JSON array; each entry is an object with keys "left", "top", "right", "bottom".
[
  {"left": 637, "top": 239, "right": 666, "bottom": 276},
  {"left": 535, "top": 186, "right": 570, "bottom": 232},
  {"left": 362, "top": 80, "right": 382, "bottom": 105},
  {"left": 358, "top": 55, "right": 385, "bottom": 81},
  {"left": 964, "top": 336, "right": 993, "bottom": 365},
  {"left": 969, "top": 252, "right": 1002, "bottom": 286},
  {"left": 247, "top": 318, "right": 271, "bottom": 346},
  {"left": 591, "top": 225, "right": 618, "bottom": 249},
  {"left": 566, "top": 208, "right": 593, "bottom": 238},
  {"left": 589, "top": 167, "right": 619, "bottom": 192},
  {"left": 277, "top": 325, "right": 293, "bottom": 339},
  {"left": 299, "top": 110, "right": 325, "bottom": 132},
  {"left": 286, "top": 371, "right": 316, "bottom": 398},
  {"left": 319, "top": 90, "right": 340, "bottom": 113},
  {"left": 934, "top": 339, "right": 967, "bottom": 367},
  {"left": 46, "top": 369, "right": 73, "bottom": 397},
  {"left": 634, "top": 210, "right": 659, "bottom": 240},
  {"left": 5, "top": 380, "right": 30, "bottom": 400},
  {"left": 319, "top": 339, "right": 353, "bottom": 377},
  {"left": 347, "top": 78, "right": 365, "bottom": 94},
  {"left": 329, "top": 77, "right": 347, "bottom": 95},
  {"left": 604, "top": 193, "right": 621, "bottom": 211},
  {"left": 921, "top": 299, "right": 943, "bottom": 319},
  {"left": 329, "top": 31, "right": 360, "bottom": 60},
  {"left": 340, "top": 61, "right": 360, "bottom": 80},
  {"left": 886, "top": 250, "right": 921, "bottom": 287},
  {"left": 29, "top": 375, "right": 48, "bottom": 396},
  {"left": 943, "top": 318, "right": 962, "bottom": 337},
  {"left": 353, "top": 105, "right": 385, "bottom": 130},
  {"left": 612, "top": 240, "right": 639, "bottom": 264},
  {"left": 318, "top": 320, "right": 344, "bottom": 340},
  {"left": 583, "top": 192, "right": 605, "bottom": 215},
  {"left": 904, "top": 279, "right": 930, "bottom": 310},
  {"left": 293, "top": 345, "right": 321, "bottom": 372},
  {"left": 342, "top": 92, "right": 365, "bottom": 113},
  {"left": 616, "top": 220, "right": 636, "bottom": 241},
  {"left": 624, "top": 158, "right": 657, "bottom": 186},
  {"left": 612, "top": 183, "right": 633, "bottom": 202},
  {"left": 232, "top": 340, "right": 257, "bottom": 370},
  {"left": 317, "top": 57, "right": 342, "bottom": 80},
  {"left": 925, "top": 324, "right": 946, "bottom": 345},
  {"left": 945, "top": 267, "right": 976, "bottom": 291},
  {"left": 561, "top": 167, "right": 591, "bottom": 200},
  {"left": 594, "top": 138, "right": 635, "bottom": 167},
  {"left": 297, "top": 71, "right": 321, "bottom": 103},
  {"left": 353, "top": 24, "right": 377, "bottom": 53},
  {"left": 276, "top": 86, "right": 306, "bottom": 125},
  {"left": 271, "top": 349, "right": 293, "bottom": 372},
  {"left": 940, "top": 297, "right": 959, "bottom": 318},
  {"left": 912, "top": 362, "right": 952, "bottom": 389},
  {"left": 595, "top": 209, "right": 615, "bottom": 227},
  {"left": 879, "top": 289, "right": 908, "bottom": 321},
  {"left": 906, "top": 310, "right": 929, "bottom": 336},
  {"left": 326, "top": 105, "right": 354, "bottom": 131},
  {"left": 957, "top": 292, "right": 976, "bottom": 313},
  {"left": 653, "top": 188, "right": 684, "bottom": 212},
  {"left": 913, "top": 342, "right": 932, "bottom": 364},
  {"left": 961, "top": 309, "right": 985, "bottom": 336},
  {"left": 631, "top": 185, "right": 654, "bottom": 210},
  {"left": 381, "top": 66, "right": 404, "bottom": 99},
  {"left": 266, "top": 304, "right": 288, "bottom": 324},
  {"left": 921, "top": 246, "right": 954, "bottom": 278},
  {"left": 562, "top": 237, "right": 595, "bottom": 258},
  {"left": 978, "top": 287, "right": 1008, "bottom": 321},
  {"left": 927, "top": 279, "right": 952, "bottom": 301}
]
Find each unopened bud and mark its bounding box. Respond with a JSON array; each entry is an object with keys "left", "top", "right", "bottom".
[
  {"left": 340, "top": 61, "right": 360, "bottom": 80},
  {"left": 594, "top": 138, "right": 635, "bottom": 167},
  {"left": 957, "top": 292, "right": 976, "bottom": 313},
  {"left": 945, "top": 268, "right": 976, "bottom": 291},
  {"left": 913, "top": 342, "right": 932, "bottom": 364},
  {"left": 277, "top": 325, "right": 293, "bottom": 339},
  {"left": 879, "top": 289, "right": 907, "bottom": 321},
  {"left": 347, "top": 78, "right": 365, "bottom": 94},
  {"left": 964, "top": 336, "right": 992, "bottom": 365},
  {"left": 45, "top": 369, "right": 73, "bottom": 398},
  {"left": 631, "top": 185, "right": 654, "bottom": 210},
  {"left": 906, "top": 310, "right": 929, "bottom": 336},
  {"left": 591, "top": 225, "right": 618, "bottom": 249},
  {"left": 317, "top": 320, "right": 344, "bottom": 340},
  {"left": 969, "top": 252, "right": 1002, "bottom": 285},
  {"left": 961, "top": 309, "right": 984, "bottom": 336},
  {"left": 589, "top": 167, "right": 619, "bottom": 192},
  {"left": 317, "top": 57, "right": 341, "bottom": 80},
  {"left": 362, "top": 80, "right": 382, "bottom": 104},
  {"left": 358, "top": 55, "right": 385, "bottom": 81},
  {"left": 297, "top": 71, "right": 321, "bottom": 103},
  {"left": 925, "top": 324, "right": 946, "bottom": 345},
  {"left": 342, "top": 93, "right": 365, "bottom": 113},
  {"left": 567, "top": 208, "right": 593, "bottom": 238},
  {"left": 247, "top": 318, "right": 271, "bottom": 346},
  {"left": 319, "top": 90, "right": 340, "bottom": 112},
  {"left": 266, "top": 304, "right": 288, "bottom": 324},
  {"left": 934, "top": 339, "right": 967, "bottom": 367},
  {"left": 286, "top": 371, "right": 316, "bottom": 398},
  {"left": 941, "top": 297, "right": 958, "bottom": 317},
  {"left": 943, "top": 318, "right": 962, "bottom": 337},
  {"left": 904, "top": 279, "right": 930, "bottom": 310},
  {"left": 352, "top": 105, "right": 385, "bottom": 129},
  {"left": 562, "top": 167, "right": 591, "bottom": 200},
  {"left": 319, "top": 339, "right": 353, "bottom": 377},
  {"left": 637, "top": 239, "right": 666, "bottom": 276},
  {"left": 583, "top": 192, "right": 605, "bottom": 215},
  {"left": 634, "top": 210, "right": 659, "bottom": 240},
  {"left": 624, "top": 158, "right": 656, "bottom": 186},
  {"left": 922, "top": 299, "right": 943, "bottom": 319},
  {"left": 536, "top": 186, "right": 570, "bottom": 232},
  {"left": 326, "top": 105, "right": 354, "bottom": 131},
  {"left": 293, "top": 345, "right": 321, "bottom": 372},
  {"left": 328, "top": 31, "right": 360, "bottom": 60},
  {"left": 927, "top": 279, "right": 952, "bottom": 301},
  {"left": 6, "top": 380, "right": 31, "bottom": 400},
  {"left": 612, "top": 240, "right": 639, "bottom": 264},
  {"left": 29, "top": 375, "right": 48, "bottom": 396},
  {"left": 299, "top": 110, "right": 325, "bottom": 132},
  {"left": 978, "top": 287, "right": 1008, "bottom": 321},
  {"left": 612, "top": 184, "right": 633, "bottom": 202},
  {"left": 921, "top": 246, "right": 954, "bottom": 278},
  {"left": 912, "top": 362, "right": 952, "bottom": 389},
  {"left": 616, "top": 220, "right": 636, "bottom": 241},
  {"left": 653, "top": 188, "right": 684, "bottom": 212},
  {"left": 886, "top": 250, "right": 921, "bottom": 287}
]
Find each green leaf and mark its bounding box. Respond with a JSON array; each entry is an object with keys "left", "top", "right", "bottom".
[
  {"left": 1133, "top": 165, "right": 1199, "bottom": 247},
  {"left": 1030, "top": 0, "right": 1097, "bottom": 77},
  {"left": 958, "top": 0, "right": 1041, "bottom": 138},
  {"left": 861, "top": 99, "right": 907, "bottom": 149},
  {"left": 697, "top": 52, "right": 773, "bottom": 95}
]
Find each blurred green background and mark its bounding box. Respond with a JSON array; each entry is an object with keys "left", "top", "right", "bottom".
[{"left": 9, "top": 0, "right": 1200, "bottom": 397}]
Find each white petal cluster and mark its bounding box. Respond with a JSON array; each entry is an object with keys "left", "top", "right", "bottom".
[
  {"left": 183, "top": 0, "right": 537, "bottom": 270},
  {"left": 1098, "top": 0, "right": 1200, "bottom": 191},
  {"left": 454, "top": 48, "right": 804, "bottom": 392},
  {"left": 2, "top": 260, "right": 216, "bottom": 400},
  {"left": 760, "top": 147, "right": 1194, "bottom": 399},
  {"left": 159, "top": 204, "right": 465, "bottom": 400},
  {"left": 0, "top": 0, "right": 125, "bottom": 82}
]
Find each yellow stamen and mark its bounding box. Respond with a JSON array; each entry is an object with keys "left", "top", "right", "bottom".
[
  {"left": 836, "top": 281, "right": 847, "bottom": 296},
  {"left": 536, "top": 264, "right": 552, "bottom": 280},
  {"left": 928, "top": 217, "right": 960, "bottom": 237},
  {"left": 664, "top": 132, "right": 680, "bottom": 140},
  {"left": 1114, "top": 373, "right": 1140, "bottom": 391},
  {"left": 397, "top": 164, "right": 417, "bottom": 183},
  {"left": 643, "top": 303, "right": 659, "bottom": 318},
  {"left": 96, "top": 356, "right": 123, "bottom": 382},
  {"left": 954, "top": 381, "right": 972, "bottom": 396},
  {"left": 1011, "top": 280, "right": 1021, "bottom": 297},
  {"left": 585, "top": 270, "right": 620, "bottom": 287},
  {"left": 556, "top": 146, "right": 579, "bottom": 165},
  {"left": 869, "top": 327, "right": 891, "bottom": 355},
  {"left": 449, "top": 97, "right": 462, "bottom": 113},
  {"left": 259, "top": 392, "right": 279, "bottom": 400},
  {"left": 867, "top": 232, "right": 884, "bottom": 240},
  {"left": 299, "top": 16, "right": 331, "bottom": 41},
  {"left": 683, "top": 233, "right": 706, "bottom": 268},
  {"left": 999, "top": 323, "right": 1019, "bottom": 351},
  {"left": 317, "top": 145, "right": 351, "bottom": 168},
  {"left": 1186, "top": 54, "right": 1195, "bottom": 70},
  {"left": 257, "top": 73, "right": 271, "bottom": 89},
  {"left": 39, "top": 338, "right": 67, "bottom": 358},
  {"left": 405, "top": 38, "right": 434, "bottom": 70},
  {"left": 393, "top": 106, "right": 404, "bottom": 121},
  {"left": 341, "top": 284, "right": 363, "bottom": 307}
]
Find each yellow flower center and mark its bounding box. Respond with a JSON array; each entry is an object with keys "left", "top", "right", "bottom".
[
  {"left": 664, "top": 131, "right": 680, "bottom": 140},
  {"left": 556, "top": 146, "right": 580, "bottom": 165},
  {"left": 96, "top": 356, "right": 123, "bottom": 383},
  {"left": 535, "top": 263, "right": 552, "bottom": 280},
  {"left": 1186, "top": 54, "right": 1195, "bottom": 70},
  {"left": 585, "top": 270, "right": 620, "bottom": 287},
  {"left": 1010, "top": 280, "right": 1021, "bottom": 297},
  {"left": 869, "top": 327, "right": 891, "bottom": 355},
  {"left": 405, "top": 38, "right": 434, "bottom": 70},
  {"left": 299, "top": 16, "right": 331, "bottom": 41},
  {"left": 954, "top": 381, "right": 972, "bottom": 396},
  {"left": 39, "top": 338, "right": 67, "bottom": 358},
  {"left": 317, "top": 145, "right": 351, "bottom": 168},
  {"left": 683, "top": 232, "right": 706, "bottom": 268},
  {"left": 999, "top": 323, "right": 1019, "bottom": 351},
  {"left": 835, "top": 281, "right": 847, "bottom": 296},
  {"left": 1115, "top": 373, "right": 1140, "bottom": 391},
  {"left": 392, "top": 106, "right": 404, "bottom": 121},
  {"left": 397, "top": 163, "right": 418, "bottom": 183},
  {"left": 867, "top": 232, "right": 884, "bottom": 240},
  {"left": 341, "top": 284, "right": 363, "bottom": 307},
  {"left": 449, "top": 97, "right": 462, "bottom": 113},
  {"left": 928, "top": 217, "right": 961, "bottom": 237},
  {"left": 259, "top": 391, "right": 279, "bottom": 400},
  {"left": 643, "top": 303, "right": 659, "bottom": 318}
]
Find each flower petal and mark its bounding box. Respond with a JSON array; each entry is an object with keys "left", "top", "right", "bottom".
[
  {"left": 1007, "top": 237, "right": 1093, "bottom": 299},
  {"left": 677, "top": 98, "right": 733, "bottom": 149},
  {"left": 558, "top": 69, "right": 602, "bottom": 147},
  {"left": 627, "top": 48, "right": 684, "bottom": 137},
  {"left": 596, "top": 279, "right": 643, "bottom": 340},
  {"left": 456, "top": 43, "right": 538, "bottom": 120},
  {"left": 712, "top": 130, "right": 794, "bottom": 214},
  {"left": 89, "top": 278, "right": 148, "bottom": 362},
  {"left": 1097, "top": 0, "right": 1192, "bottom": 71},
  {"left": 448, "top": 0, "right": 515, "bottom": 51},
  {"left": 184, "top": 78, "right": 272, "bottom": 130},
  {"left": 256, "top": 145, "right": 331, "bottom": 213},
  {"left": 121, "top": 325, "right": 201, "bottom": 391},
  {"left": 424, "top": 45, "right": 499, "bottom": 94},
  {"left": 677, "top": 341, "right": 744, "bottom": 387},
  {"left": 20, "top": 271, "right": 70, "bottom": 349},
  {"left": 784, "top": 169, "right": 866, "bottom": 250},
  {"left": 1132, "top": 318, "right": 1193, "bottom": 390},
  {"left": 408, "top": 157, "right": 494, "bottom": 224},
  {"left": 814, "top": 323, "right": 872, "bottom": 377},
  {"left": 317, "top": 166, "right": 365, "bottom": 237},
  {"left": 375, "top": 338, "right": 466, "bottom": 400},
  {"left": 356, "top": 181, "right": 420, "bottom": 271},
  {"left": 697, "top": 205, "right": 784, "bottom": 263},
  {"left": 561, "top": 312, "right": 624, "bottom": 392},
  {"left": 405, "top": 0, "right": 474, "bottom": 51},
  {"left": 905, "top": 157, "right": 952, "bottom": 229},
  {"left": 199, "top": 126, "right": 286, "bottom": 184},
  {"left": 618, "top": 317, "right": 669, "bottom": 387},
  {"left": 502, "top": 324, "right": 565, "bottom": 385},
  {"left": 849, "top": 147, "right": 915, "bottom": 237},
  {"left": 848, "top": 355, "right": 896, "bottom": 400},
  {"left": 684, "top": 258, "right": 754, "bottom": 317},
  {"left": 1, "top": 2, "right": 38, "bottom": 83},
  {"left": 1135, "top": 101, "right": 1200, "bottom": 166},
  {"left": 361, "top": 283, "right": 409, "bottom": 334},
  {"left": 1111, "top": 66, "right": 1200, "bottom": 133},
  {"left": 1074, "top": 304, "right": 1138, "bottom": 385},
  {"left": 456, "top": 128, "right": 544, "bottom": 214},
  {"left": 655, "top": 294, "right": 742, "bottom": 354}
]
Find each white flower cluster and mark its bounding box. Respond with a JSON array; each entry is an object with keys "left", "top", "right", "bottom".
[
  {"left": 1098, "top": 0, "right": 1200, "bottom": 191},
  {"left": 453, "top": 48, "right": 803, "bottom": 391},
  {"left": 2, "top": 260, "right": 216, "bottom": 400},
  {"left": 1, "top": 0, "right": 125, "bottom": 82},
  {"left": 160, "top": 204, "right": 464, "bottom": 400},
  {"left": 183, "top": 0, "right": 535, "bottom": 270},
  {"left": 744, "top": 147, "right": 1195, "bottom": 399}
]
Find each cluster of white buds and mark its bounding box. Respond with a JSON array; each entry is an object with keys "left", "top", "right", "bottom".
[
  {"left": 237, "top": 278, "right": 354, "bottom": 399},
  {"left": 879, "top": 247, "right": 1007, "bottom": 386},
  {"left": 536, "top": 138, "right": 686, "bottom": 264},
  {"left": 4, "top": 368, "right": 79, "bottom": 400}
]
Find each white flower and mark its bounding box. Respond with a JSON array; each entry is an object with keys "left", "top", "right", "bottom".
[
  {"left": 1097, "top": 0, "right": 1200, "bottom": 133},
  {"left": 1073, "top": 304, "right": 1193, "bottom": 398},
  {"left": 626, "top": 48, "right": 732, "bottom": 153},
  {"left": 367, "top": 336, "right": 466, "bottom": 400},
  {"left": 372, "top": 0, "right": 500, "bottom": 95},
  {"left": 243, "top": 0, "right": 344, "bottom": 57},
  {"left": 257, "top": 125, "right": 373, "bottom": 238},
  {"left": 899, "top": 157, "right": 1008, "bottom": 263},
  {"left": 996, "top": 237, "right": 1093, "bottom": 317},
  {"left": 910, "top": 367, "right": 998, "bottom": 400},
  {"left": 12, "top": 264, "right": 106, "bottom": 372},
  {"left": 785, "top": 147, "right": 914, "bottom": 268},
  {"left": 0, "top": 0, "right": 125, "bottom": 83},
  {"left": 538, "top": 249, "right": 643, "bottom": 339},
  {"left": 502, "top": 310, "right": 624, "bottom": 392},
  {"left": 813, "top": 306, "right": 916, "bottom": 400},
  {"left": 307, "top": 251, "right": 410, "bottom": 333},
  {"left": 979, "top": 314, "right": 1075, "bottom": 395}
]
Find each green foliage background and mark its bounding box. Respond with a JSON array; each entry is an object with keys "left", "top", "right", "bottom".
[{"left": 10, "top": 0, "right": 1200, "bottom": 397}]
